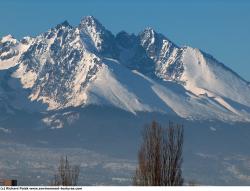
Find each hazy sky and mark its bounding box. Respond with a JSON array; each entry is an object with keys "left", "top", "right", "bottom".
[{"left": 1, "top": 0, "right": 249, "bottom": 81}]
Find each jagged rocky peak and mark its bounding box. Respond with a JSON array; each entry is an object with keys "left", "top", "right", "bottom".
[
  {"left": 1, "top": 34, "right": 33, "bottom": 46},
  {"left": 0, "top": 34, "right": 34, "bottom": 70},
  {"left": 1, "top": 34, "right": 15, "bottom": 41},
  {"left": 0, "top": 34, "right": 18, "bottom": 45},
  {"left": 52, "top": 20, "right": 73, "bottom": 34},
  {"left": 139, "top": 27, "right": 177, "bottom": 48},
  {"left": 78, "top": 16, "right": 117, "bottom": 57},
  {"left": 139, "top": 27, "right": 156, "bottom": 44},
  {"left": 78, "top": 15, "right": 109, "bottom": 38},
  {"left": 55, "top": 20, "right": 71, "bottom": 29},
  {"left": 79, "top": 16, "right": 103, "bottom": 29},
  {"left": 44, "top": 20, "right": 73, "bottom": 40},
  {"left": 135, "top": 27, "right": 179, "bottom": 77},
  {"left": 20, "top": 36, "right": 34, "bottom": 45}
]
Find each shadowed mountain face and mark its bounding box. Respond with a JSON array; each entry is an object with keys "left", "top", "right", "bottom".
[{"left": 0, "top": 16, "right": 250, "bottom": 186}]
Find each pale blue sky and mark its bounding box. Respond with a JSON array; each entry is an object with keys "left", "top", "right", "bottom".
[{"left": 1, "top": 0, "right": 249, "bottom": 81}]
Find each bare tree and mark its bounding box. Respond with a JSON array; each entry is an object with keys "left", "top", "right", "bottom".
[
  {"left": 162, "top": 121, "right": 184, "bottom": 186},
  {"left": 133, "top": 121, "right": 184, "bottom": 186},
  {"left": 51, "top": 156, "right": 80, "bottom": 186}
]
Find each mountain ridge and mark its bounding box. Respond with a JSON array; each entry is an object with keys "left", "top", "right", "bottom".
[{"left": 1, "top": 16, "right": 250, "bottom": 124}]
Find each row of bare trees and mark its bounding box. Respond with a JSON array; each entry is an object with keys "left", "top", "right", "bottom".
[
  {"left": 51, "top": 120, "right": 184, "bottom": 186},
  {"left": 133, "top": 121, "right": 184, "bottom": 186}
]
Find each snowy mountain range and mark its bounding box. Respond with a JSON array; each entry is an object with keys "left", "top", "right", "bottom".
[{"left": 1, "top": 16, "right": 250, "bottom": 124}]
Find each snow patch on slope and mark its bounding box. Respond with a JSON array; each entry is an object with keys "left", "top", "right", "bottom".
[
  {"left": 87, "top": 59, "right": 153, "bottom": 114},
  {"left": 181, "top": 47, "right": 250, "bottom": 107},
  {"left": 0, "top": 35, "right": 33, "bottom": 70}
]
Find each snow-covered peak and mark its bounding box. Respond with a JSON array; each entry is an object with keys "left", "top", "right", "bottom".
[
  {"left": 0, "top": 34, "right": 34, "bottom": 70},
  {"left": 80, "top": 16, "right": 103, "bottom": 29},
  {"left": 141, "top": 27, "right": 155, "bottom": 35},
  {"left": 0, "top": 34, "right": 17, "bottom": 44},
  {"left": 139, "top": 27, "right": 175, "bottom": 49},
  {"left": 79, "top": 16, "right": 107, "bottom": 40},
  {"left": 125, "top": 27, "right": 180, "bottom": 80},
  {"left": 138, "top": 27, "right": 177, "bottom": 60},
  {"left": 139, "top": 27, "right": 156, "bottom": 45},
  {"left": 78, "top": 16, "right": 117, "bottom": 57},
  {"left": 20, "top": 36, "right": 34, "bottom": 45}
]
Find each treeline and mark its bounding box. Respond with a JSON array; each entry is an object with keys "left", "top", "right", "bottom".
[{"left": 51, "top": 120, "right": 184, "bottom": 186}]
